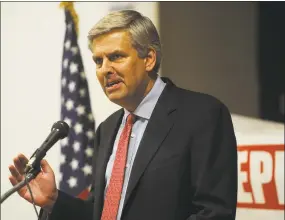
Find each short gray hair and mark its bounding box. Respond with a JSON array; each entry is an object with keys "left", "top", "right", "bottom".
[{"left": 88, "top": 10, "right": 162, "bottom": 74}]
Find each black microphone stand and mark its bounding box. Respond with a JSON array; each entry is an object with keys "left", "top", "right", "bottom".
[
  {"left": 0, "top": 166, "right": 41, "bottom": 204},
  {"left": 1, "top": 121, "right": 69, "bottom": 205}
]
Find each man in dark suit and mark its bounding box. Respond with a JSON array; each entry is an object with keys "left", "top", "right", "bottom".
[{"left": 8, "top": 10, "right": 237, "bottom": 220}]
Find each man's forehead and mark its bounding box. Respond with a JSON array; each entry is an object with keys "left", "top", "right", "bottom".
[{"left": 92, "top": 30, "right": 132, "bottom": 53}]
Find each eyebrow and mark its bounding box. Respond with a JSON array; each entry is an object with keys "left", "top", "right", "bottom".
[{"left": 93, "top": 49, "right": 126, "bottom": 60}]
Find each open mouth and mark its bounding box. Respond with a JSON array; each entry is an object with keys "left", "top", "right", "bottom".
[
  {"left": 105, "top": 79, "right": 123, "bottom": 92},
  {"left": 106, "top": 80, "right": 122, "bottom": 88}
]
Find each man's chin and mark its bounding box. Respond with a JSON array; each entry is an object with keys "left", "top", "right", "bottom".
[{"left": 107, "top": 93, "right": 126, "bottom": 104}]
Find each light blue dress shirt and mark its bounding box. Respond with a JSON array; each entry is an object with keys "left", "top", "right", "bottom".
[{"left": 104, "top": 77, "right": 166, "bottom": 220}]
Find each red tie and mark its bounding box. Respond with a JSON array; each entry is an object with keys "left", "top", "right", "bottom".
[{"left": 101, "top": 114, "right": 135, "bottom": 220}]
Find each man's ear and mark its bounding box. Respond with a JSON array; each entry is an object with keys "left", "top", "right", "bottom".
[{"left": 144, "top": 48, "right": 156, "bottom": 72}]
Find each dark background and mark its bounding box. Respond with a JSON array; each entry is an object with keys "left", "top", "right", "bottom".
[{"left": 159, "top": 2, "right": 284, "bottom": 123}]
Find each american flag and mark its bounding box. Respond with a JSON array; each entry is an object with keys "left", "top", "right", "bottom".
[{"left": 59, "top": 3, "right": 95, "bottom": 198}]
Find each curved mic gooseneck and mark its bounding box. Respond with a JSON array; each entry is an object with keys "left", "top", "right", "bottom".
[{"left": 1, "top": 121, "right": 69, "bottom": 204}]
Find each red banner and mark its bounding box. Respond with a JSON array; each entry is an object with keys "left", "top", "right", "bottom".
[{"left": 237, "top": 144, "right": 284, "bottom": 210}]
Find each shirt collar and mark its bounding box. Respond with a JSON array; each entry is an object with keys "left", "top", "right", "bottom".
[{"left": 123, "top": 76, "right": 166, "bottom": 122}]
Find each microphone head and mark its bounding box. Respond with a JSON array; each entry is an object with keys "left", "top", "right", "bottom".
[{"left": 51, "top": 121, "right": 69, "bottom": 139}]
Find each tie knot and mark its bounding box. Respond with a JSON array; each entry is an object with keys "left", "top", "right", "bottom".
[{"left": 126, "top": 113, "right": 136, "bottom": 125}]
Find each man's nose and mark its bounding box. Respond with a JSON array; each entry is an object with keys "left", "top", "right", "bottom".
[{"left": 101, "top": 59, "right": 113, "bottom": 76}]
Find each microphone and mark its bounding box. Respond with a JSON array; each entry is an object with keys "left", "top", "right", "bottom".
[{"left": 24, "top": 121, "right": 69, "bottom": 174}]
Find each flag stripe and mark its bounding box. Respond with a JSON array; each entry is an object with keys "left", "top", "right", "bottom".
[{"left": 59, "top": 5, "right": 95, "bottom": 197}]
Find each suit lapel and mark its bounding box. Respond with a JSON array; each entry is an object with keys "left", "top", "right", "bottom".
[
  {"left": 123, "top": 82, "right": 178, "bottom": 209},
  {"left": 93, "top": 109, "right": 124, "bottom": 220}
]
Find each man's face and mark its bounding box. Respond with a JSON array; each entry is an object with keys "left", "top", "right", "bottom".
[{"left": 92, "top": 30, "right": 155, "bottom": 110}]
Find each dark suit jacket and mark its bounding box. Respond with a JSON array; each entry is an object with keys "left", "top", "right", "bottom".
[{"left": 44, "top": 78, "right": 237, "bottom": 220}]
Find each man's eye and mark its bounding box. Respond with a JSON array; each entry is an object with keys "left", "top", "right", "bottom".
[
  {"left": 94, "top": 58, "right": 102, "bottom": 66},
  {"left": 109, "top": 54, "right": 122, "bottom": 61}
]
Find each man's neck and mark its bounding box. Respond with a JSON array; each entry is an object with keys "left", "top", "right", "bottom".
[{"left": 122, "top": 76, "right": 157, "bottom": 112}]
